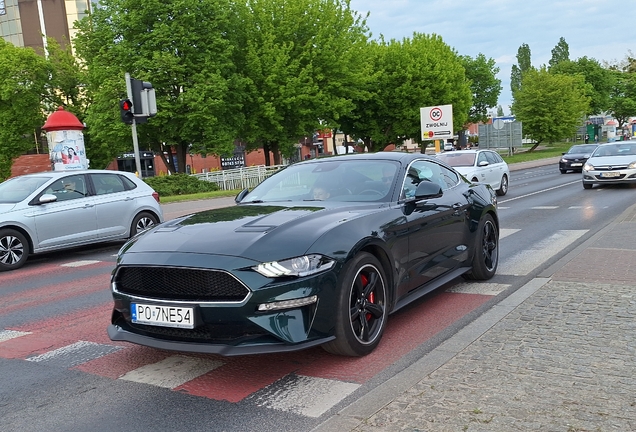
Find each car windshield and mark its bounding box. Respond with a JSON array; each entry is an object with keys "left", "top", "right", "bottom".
[
  {"left": 568, "top": 145, "right": 597, "bottom": 154},
  {"left": 240, "top": 159, "right": 401, "bottom": 203},
  {"left": 0, "top": 176, "right": 51, "bottom": 203},
  {"left": 435, "top": 152, "right": 476, "bottom": 167},
  {"left": 592, "top": 143, "right": 636, "bottom": 157}
]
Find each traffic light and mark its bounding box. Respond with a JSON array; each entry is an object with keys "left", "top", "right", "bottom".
[{"left": 120, "top": 99, "right": 134, "bottom": 124}]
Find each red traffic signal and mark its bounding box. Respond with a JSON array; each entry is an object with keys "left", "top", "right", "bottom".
[{"left": 119, "top": 99, "right": 134, "bottom": 124}]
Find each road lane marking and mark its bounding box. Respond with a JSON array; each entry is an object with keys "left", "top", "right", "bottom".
[
  {"left": 447, "top": 282, "right": 510, "bottom": 296},
  {"left": 497, "top": 230, "right": 588, "bottom": 276},
  {"left": 26, "top": 341, "right": 122, "bottom": 368},
  {"left": 0, "top": 330, "right": 31, "bottom": 343},
  {"left": 250, "top": 374, "right": 360, "bottom": 418},
  {"left": 61, "top": 260, "right": 102, "bottom": 267},
  {"left": 119, "top": 355, "right": 223, "bottom": 389},
  {"left": 500, "top": 228, "right": 520, "bottom": 239},
  {"left": 530, "top": 206, "right": 559, "bottom": 210},
  {"left": 498, "top": 180, "right": 580, "bottom": 204}
]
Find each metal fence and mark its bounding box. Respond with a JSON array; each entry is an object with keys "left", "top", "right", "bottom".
[{"left": 192, "top": 165, "right": 286, "bottom": 191}]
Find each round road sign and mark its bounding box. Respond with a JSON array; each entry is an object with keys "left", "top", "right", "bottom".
[{"left": 430, "top": 107, "right": 443, "bottom": 122}]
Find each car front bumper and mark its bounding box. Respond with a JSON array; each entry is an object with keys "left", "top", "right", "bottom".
[{"left": 582, "top": 168, "right": 636, "bottom": 185}]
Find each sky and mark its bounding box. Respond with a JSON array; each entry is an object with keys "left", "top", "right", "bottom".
[{"left": 349, "top": 0, "right": 636, "bottom": 115}]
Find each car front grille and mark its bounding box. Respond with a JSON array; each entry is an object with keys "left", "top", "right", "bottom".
[
  {"left": 114, "top": 266, "right": 250, "bottom": 302},
  {"left": 595, "top": 164, "right": 629, "bottom": 171}
]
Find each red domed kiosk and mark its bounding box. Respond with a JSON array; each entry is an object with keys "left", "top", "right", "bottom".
[{"left": 42, "top": 107, "right": 88, "bottom": 171}]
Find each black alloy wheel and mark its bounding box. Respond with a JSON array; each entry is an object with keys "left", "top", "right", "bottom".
[
  {"left": 463, "top": 214, "right": 498, "bottom": 280},
  {"left": 323, "top": 252, "right": 388, "bottom": 356},
  {"left": 0, "top": 228, "right": 29, "bottom": 271}
]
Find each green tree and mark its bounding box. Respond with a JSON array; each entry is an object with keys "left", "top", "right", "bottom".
[
  {"left": 235, "top": 0, "right": 371, "bottom": 164},
  {"left": 512, "top": 67, "right": 590, "bottom": 149},
  {"left": 549, "top": 56, "right": 613, "bottom": 115},
  {"left": 510, "top": 43, "right": 532, "bottom": 96},
  {"left": 608, "top": 71, "right": 636, "bottom": 129},
  {"left": 339, "top": 33, "right": 472, "bottom": 151},
  {"left": 548, "top": 37, "right": 570, "bottom": 70},
  {"left": 460, "top": 53, "right": 501, "bottom": 124},
  {"left": 0, "top": 40, "right": 49, "bottom": 179},
  {"left": 74, "top": 0, "right": 244, "bottom": 172}
]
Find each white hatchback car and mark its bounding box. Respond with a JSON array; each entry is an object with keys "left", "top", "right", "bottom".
[
  {"left": 435, "top": 149, "right": 510, "bottom": 196},
  {"left": 582, "top": 142, "right": 636, "bottom": 189},
  {"left": 0, "top": 170, "right": 164, "bottom": 271}
]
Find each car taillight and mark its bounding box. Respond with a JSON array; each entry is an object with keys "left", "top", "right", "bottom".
[{"left": 152, "top": 192, "right": 160, "bottom": 203}]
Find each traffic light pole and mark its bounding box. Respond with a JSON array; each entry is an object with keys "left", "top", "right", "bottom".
[{"left": 125, "top": 73, "right": 143, "bottom": 178}]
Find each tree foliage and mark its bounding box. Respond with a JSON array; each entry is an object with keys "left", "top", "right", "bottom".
[
  {"left": 512, "top": 67, "right": 590, "bottom": 148},
  {"left": 510, "top": 43, "right": 532, "bottom": 96},
  {"left": 339, "top": 33, "right": 472, "bottom": 151},
  {"left": 549, "top": 56, "right": 613, "bottom": 115},
  {"left": 548, "top": 37, "right": 569, "bottom": 70},
  {"left": 460, "top": 53, "right": 501, "bottom": 125},
  {"left": 0, "top": 40, "right": 49, "bottom": 179},
  {"left": 74, "top": 0, "right": 244, "bottom": 172},
  {"left": 235, "top": 0, "right": 372, "bottom": 164},
  {"left": 608, "top": 71, "right": 636, "bottom": 128}
]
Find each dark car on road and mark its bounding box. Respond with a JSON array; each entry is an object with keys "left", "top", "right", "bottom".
[
  {"left": 559, "top": 144, "right": 598, "bottom": 173},
  {"left": 108, "top": 153, "right": 499, "bottom": 357}
]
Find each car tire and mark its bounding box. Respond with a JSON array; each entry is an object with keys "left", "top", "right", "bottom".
[
  {"left": 583, "top": 183, "right": 593, "bottom": 190},
  {"left": 322, "top": 252, "right": 388, "bottom": 357},
  {"left": 462, "top": 214, "right": 498, "bottom": 281},
  {"left": 560, "top": 169, "right": 567, "bottom": 174},
  {"left": 496, "top": 174, "right": 508, "bottom": 196},
  {"left": 130, "top": 212, "right": 159, "bottom": 237},
  {"left": 0, "top": 228, "right": 29, "bottom": 271}
]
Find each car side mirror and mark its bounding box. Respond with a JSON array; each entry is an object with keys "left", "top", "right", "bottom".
[
  {"left": 39, "top": 194, "right": 57, "bottom": 204},
  {"left": 478, "top": 161, "right": 489, "bottom": 167},
  {"left": 414, "top": 181, "right": 443, "bottom": 200}
]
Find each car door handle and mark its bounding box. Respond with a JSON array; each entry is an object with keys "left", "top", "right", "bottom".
[
  {"left": 83, "top": 203, "right": 95, "bottom": 208},
  {"left": 124, "top": 197, "right": 134, "bottom": 201}
]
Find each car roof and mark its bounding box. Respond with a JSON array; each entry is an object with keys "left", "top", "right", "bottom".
[
  {"left": 302, "top": 151, "right": 437, "bottom": 164},
  {"left": 12, "top": 170, "right": 136, "bottom": 180}
]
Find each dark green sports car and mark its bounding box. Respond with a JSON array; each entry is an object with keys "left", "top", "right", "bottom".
[{"left": 108, "top": 152, "right": 499, "bottom": 356}]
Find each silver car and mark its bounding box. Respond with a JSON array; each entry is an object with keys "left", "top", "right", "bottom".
[
  {"left": 435, "top": 149, "right": 510, "bottom": 196},
  {"left": 582, "top": 142, "right": 636, "bottom": 189},
  {"left": 0, "top": 170, "right": 164, "bottom": 271}
]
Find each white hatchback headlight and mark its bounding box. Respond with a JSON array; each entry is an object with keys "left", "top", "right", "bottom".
[
  {"left": 254, "top": 254, "right": 335, "bottom": 278},
  {"left": 629, "top": 161, "right": 636, "bottom": 169},
  {"left": 583, "top": 163, "right": 594, "bottom": 171}
]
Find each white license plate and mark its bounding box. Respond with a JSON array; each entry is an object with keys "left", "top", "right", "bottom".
[
  {"left": 601, "top": 172, "right": 620, "bottom": 178},
  {"left": 570, "top": 163, "right": 582, "bottom": 167},
  {"left": 132, "top": 303, "right": 195, "bottom": 329}
]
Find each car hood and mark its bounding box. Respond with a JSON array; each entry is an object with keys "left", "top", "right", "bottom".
[
  {"left": 122, "top": 203, "right": 378, "bottom": 262},
  {"left": 589, "top": 155, "right": 636, "bottom": 165},
  {"left": 563, "top": 153, "right": 592, "bottom": 159},
  {"left": 0, "top": 203, "right": 17, "bottom": 214}
]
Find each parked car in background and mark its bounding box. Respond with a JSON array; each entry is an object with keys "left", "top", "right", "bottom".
[
  {"left": 0, "top": 170, "right": 163, "bottom": 271},
  {"left": 108, "top": 152, "right": 499, "bottom": 357},
  {"left": 582, "top": 142, "right": 636, "bottom": 189},
  {"left": 559, "top": 144, "right": 598, "bottom": 174},
  {"left": 443, "top": 141, "right": 454, "bottom": 151},
  {"left": 435, "top": 149, "right": 510, "bottom": 196}
]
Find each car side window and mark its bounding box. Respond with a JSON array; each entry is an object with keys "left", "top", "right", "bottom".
[
  {"left": 485, "top": 151, "right": 500, "bottom": 165},
  {"left": 91, "top": 173, "right": 127, "bottom": 195},
  {"left": 401, "top": 160, "right": 448, "bottom": 198},
  {"left": 477, "top": 152, "right": 489, "bottom": 166},
  {"left": 47, "top": 175, "right": 87, "bottom": 202}
]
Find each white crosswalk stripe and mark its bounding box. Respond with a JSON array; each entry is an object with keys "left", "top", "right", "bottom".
[
  {"left": 250, "top": 374, "right": 359, "bottom": 418},
  {"left": 0, "top": 329, "right": 31, "bottom": 342},
  {"left": 118, "top": 355, "right": 223, "bottom": 388},
  {"left": 497, "top": 229, "right": 587, "bottom": 276}
]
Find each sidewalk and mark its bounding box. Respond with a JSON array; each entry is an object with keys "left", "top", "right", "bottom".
[{"left": 316, "top": 180, "right": 636, "bottom": 431}]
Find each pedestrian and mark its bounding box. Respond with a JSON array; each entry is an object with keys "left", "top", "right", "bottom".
[
  {"left": 585, "top": 133, "right": 589, "bottom": 144},
  {"left": 594, "top": 134, "right": 599, "bottom": 143}
]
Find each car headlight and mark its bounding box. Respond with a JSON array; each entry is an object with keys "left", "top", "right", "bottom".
[
  {"left": 560, "top": 158, "right": 567, "bottom": 163},
  {"left": 254, "top": 254, "right": 335, "bottom": 278},
  {"left": 629, "top": 161, "right": 636, "bottom": 169},
  {"left": 583, "top": 163, "right": 594, "bottom": 171}
]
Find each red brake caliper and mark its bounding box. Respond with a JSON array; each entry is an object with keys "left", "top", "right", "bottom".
[{"left": 360, "top": 274, "right": 374, "bottom": 321}]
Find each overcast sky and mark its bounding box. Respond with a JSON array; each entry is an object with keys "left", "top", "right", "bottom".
[{"left": 349, "top": 0, "right": 635, "bottom": 114}]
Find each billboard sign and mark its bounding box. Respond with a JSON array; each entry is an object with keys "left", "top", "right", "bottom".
[{"left": 420, "top": 104, "right": 453, "bottom": 140}]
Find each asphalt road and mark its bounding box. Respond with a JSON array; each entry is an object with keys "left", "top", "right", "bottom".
[{"left": 1, "top": 163, "right": 634, "bottom": 431}]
